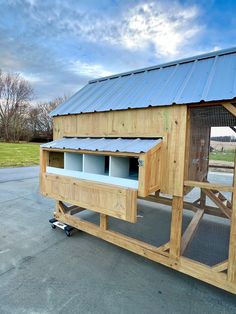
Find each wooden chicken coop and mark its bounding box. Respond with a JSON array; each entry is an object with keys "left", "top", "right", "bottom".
[{"left": 40, "top": 47, "right": 236, "bottom": 294}]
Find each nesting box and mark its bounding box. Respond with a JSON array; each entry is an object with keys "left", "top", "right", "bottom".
[{"left": 40, "top": 47, "right": 236, "bottom": 294}]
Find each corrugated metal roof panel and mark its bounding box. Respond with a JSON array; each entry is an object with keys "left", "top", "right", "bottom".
[
  {"left": 41, "top": 137, "right": 162, "bottom": 154},
  {"left": 51, "top": 47, "right": 236, "bottom": 116}
]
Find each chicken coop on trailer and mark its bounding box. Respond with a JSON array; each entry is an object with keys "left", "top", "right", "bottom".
[{"left": 40, "top": 47, "right": 236, "bottom": 294}]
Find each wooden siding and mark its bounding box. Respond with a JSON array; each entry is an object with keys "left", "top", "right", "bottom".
[
  {"left": 53, "top": 105, "right": 187, "bottom": 196},
  {"left": 138, "top": 144, "right": 162, "bottom": 197},
  {"left": 41, "top": 173, "right": 137, "bottom": 223}
]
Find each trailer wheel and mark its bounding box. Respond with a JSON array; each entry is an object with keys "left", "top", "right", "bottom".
[{"left": 65, "top": 230, "right": 71, "bottom": 237}]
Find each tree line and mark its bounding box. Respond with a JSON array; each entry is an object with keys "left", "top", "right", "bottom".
[
  {"left": 0, "top": 70, "right": 66, "bottom": 142},
  {"left": 211, "top": 136, "right": 236, "bottom": 142}
]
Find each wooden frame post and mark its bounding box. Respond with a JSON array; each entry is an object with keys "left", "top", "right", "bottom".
[
  {"left": 40, "top": 149, "right": 49, "bottom": 193},
  {"left": 228, "top": 154, "right": 236, "bottom": 282},
  {"left": 40, "top": 149, "right": 48, "bottom": 173},
  {"left": 100, "top": 214, "right": 108, "bottom": 230},
  {"left": 169, "top": 196, "right": 184, "bottom": 259}
]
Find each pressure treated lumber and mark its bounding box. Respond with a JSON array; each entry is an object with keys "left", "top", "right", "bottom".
[
  {"left": 139, "top": 195, "right": 227, "bottom": 218},
  {"left": 138, "top": 144, "right": 162, "bottom": 197},
  {"left": 54, "top": 211, "right": 236, "bottom": 294},
  {"left": 57, "top": 201, "right": 85, "bottom": 215},
  {"left": 202, "top": 189, "right": 232, "bottom": 219},
  {"left": 181, "top": 209, "right": 204, "bottom": 254},
  {"left": 41, "top": 99, "right": 236, "bottom": 294},
  {"left": 169, "top": 196, "right": 184, "bottom": 259},
  {"left": 223, "top": 103, "right": 236, "bottom": 117},
  {"left": 42, "top": 173, "right": 137, "bottom": 223},
  {"left": 184, "top": 180, "right": 234, "bottom": 193},
  {"left": 227, "top": 154, "right": 236, "bottom": 283},
  {"left": 43, "top": 147, "right": 140, "bottom": 157},
  {"left": 100, "top": 214, "right": 108, "bottom": 230},
  {"left": 53, "top": 105, "right": 187, "bottom": 197},
  {"left": 40, "top": 149, "right": 48, "bottom": 193},
  {"left": 212, "top": 260, "right": 228, "bottom": 273}
]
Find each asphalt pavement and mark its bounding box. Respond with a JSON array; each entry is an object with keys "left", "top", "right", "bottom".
[{"left": 0, "top": 167, "right": 236, "bottom": 314}]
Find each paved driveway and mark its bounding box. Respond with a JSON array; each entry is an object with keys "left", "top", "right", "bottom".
[{"left": 0, "top": 167, "right": 236, "bottom": 314}]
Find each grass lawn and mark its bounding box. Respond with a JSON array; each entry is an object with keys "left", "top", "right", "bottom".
[
  {"left": 0, "top": 142, "right": 40, "bottom": 167},
  {"left": 209, "top": 151, "right": 235, "bottom": 162},
  {"left": 0, "top": 142, "right": 234, "bottom": 168}
]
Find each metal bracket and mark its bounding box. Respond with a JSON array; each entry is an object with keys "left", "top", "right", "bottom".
[{"left": 138, "top": 160, "right": 144, "bottom": 167}]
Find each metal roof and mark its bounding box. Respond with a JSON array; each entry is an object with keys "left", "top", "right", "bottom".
[
  {"left": 41, "top": 137, "right": 162, "bottom": 153},
  {"left": 51, "top": 47, "right": 236, "bottom": 117}
]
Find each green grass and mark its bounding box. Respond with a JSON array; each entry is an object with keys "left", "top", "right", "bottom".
[
  {"left": 0, "top": 141, "right": 234, "bottom": 168},
  {"left": 0, "top": 142, "right": 40, "bottom": 167},
  {"left": 209, "top": 151, "right": 235, "bottom": 162}
]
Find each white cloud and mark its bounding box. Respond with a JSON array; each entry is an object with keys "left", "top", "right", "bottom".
[
  {"left": 0, "top": 0, "right": 206, "bottom": 101},
  {"left": 21, "top": 72, "right": 42, "bottom": 83},
  {"left": 58, "top": 1, "right": 202, "bottom": 59},
  {"left": 25, "top": 0, "right": 37, "bottom": 6},
  {"left": 70, "top": 60, "right": 113, "bottom": 78},
  {"left": 119, "top": 2, "right": 201, "bottom": 57}
]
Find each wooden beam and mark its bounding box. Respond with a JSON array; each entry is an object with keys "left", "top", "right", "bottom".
[
  {"left": 212, "top": 260, "right": 228, "bottom": 273},
  {"left": 181, "top": 209, "right": 204, "bottom": 254},
  {"left": 40, "top": 149, "right": 48, "bottom": 173},
  {"left": 157, "top": 242, "right": 170, "bottom": 252},
  {"left": 193, "top": 198, "right": 200, "bottom": 206},
  {"left": 57, "top": 201, "right": 67, "bottom": 214},
  {"left": 169, "top": 196, "right": 184, "bottom": 259},
  {"left": 54, "top": 211, "right": 236, "bottom": 294},
  {"left": 55, "top": 211, "right": 169, "bottom": 257},
  {"left": 209, "top": 164, "right": 234, "bottom": 170},
  {"left": 56, "top": 202, "right": 87, "bottom": 216},
  {"left": 188, "top": 100, "right": 236, "bottom": 108},
  {"left": 68, "top": 205, "right": 85, "bottom": 215},
  {"left": 228, "top": 155, "right": 236, "bottom": 282},
  {"left": 40, "top": 149, "right": 48, "bottom": 193},
  {"left": 202, "top": 189, "right": 232, "bottom": 219},
  {"left": 223, "top": 103, "right": 236, "bottom": 117},
  {"left": 184, "top": 180, "right": 233, "bottom": 193},
  {"left": 200, "top": 189, "right": 206, "bottom": 209},
  {"left": 139, "top": 195, "right": 227, "bottom": 217},
  {"left": 100, "top": 214, "right": 108, "bottom": 230},
  {"left": 42, "top": 147, "right": 140, "bottom": 158}
]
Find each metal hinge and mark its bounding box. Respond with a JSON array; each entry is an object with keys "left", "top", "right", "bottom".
[{"left": 138, "top": 160, "right": 144, "bottom": 167}]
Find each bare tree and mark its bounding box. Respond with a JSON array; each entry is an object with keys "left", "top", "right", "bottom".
[
  {"left": 0, "top": 70, "right": 33, "bottom": 141},
  {"left": 27, "top": 97, "right": 67, "bottom": 140}
]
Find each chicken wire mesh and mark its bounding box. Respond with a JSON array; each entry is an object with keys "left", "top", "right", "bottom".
[{"left": 183, "top": 105, "right": 236, "bottom": 266}]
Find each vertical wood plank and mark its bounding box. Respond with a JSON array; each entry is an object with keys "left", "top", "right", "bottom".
[
  {"left": 40, "top": 149, "right": 48, "bottom": 173},
  {"left": 228, "top": 154, "right": 236, "bottom": 282},
  {"left": 200, "top": 189, "right": 206, "bottom": 209},
  {"left": 40, "top": 149, "right": 48, "bottom": 193},
  {"left": 100, "top": 214, "right": 108, "bottom": 230},
  {"left": 169, "top": 196, "right": 184, "bottom": 259},
  {"left": 162, "top": 105, "right": 187, "bottom": 196}
]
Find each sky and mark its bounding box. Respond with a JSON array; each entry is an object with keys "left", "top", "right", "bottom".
[{"left": 0, "top": 0, "right": 236, "bottom": 103}]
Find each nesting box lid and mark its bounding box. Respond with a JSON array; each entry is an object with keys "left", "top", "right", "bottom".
[{"left": 41, "top": 137, "right": 162, "bottom": 154}]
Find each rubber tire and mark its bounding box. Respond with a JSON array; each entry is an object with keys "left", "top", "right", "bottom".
[
  {"left": 65, "top": 230, "right": 71, "bottom": 237},
  {"left": 51, "top": 224, "right": 56, "bottom": 229}
]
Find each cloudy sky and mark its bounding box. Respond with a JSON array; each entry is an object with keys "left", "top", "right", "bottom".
[{"left": 0, "top": 0, "right": 236, "bottom": 102}]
